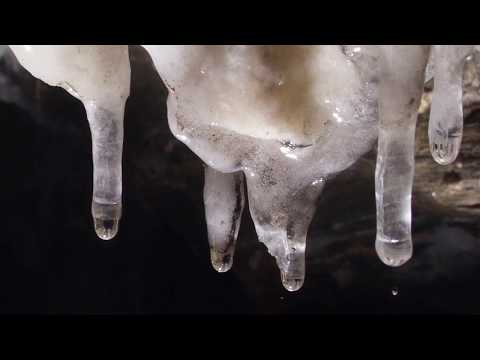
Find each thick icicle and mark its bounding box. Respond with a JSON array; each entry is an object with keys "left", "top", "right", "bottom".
[
  {"left": 429, "top": 45, "right": 473, "bottom": 165},
  {"left": 245, "top": 173, "right": 325, "bottom": 292},
  {"left": 375, "top": 45, "right": 430, "bottom": 267},
  {"left": 8, "top": 45, "right": 131, "bottom": 240},
  {"left": 87, "top": 102, "right": 125, "bottom": 240},
  {"left": 203, "top": 167, "right": 245, "bottom": 272}
]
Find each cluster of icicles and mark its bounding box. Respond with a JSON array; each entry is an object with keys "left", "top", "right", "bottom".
[{"left": 6, "top": 45, "right": 479, "bottom": 292}]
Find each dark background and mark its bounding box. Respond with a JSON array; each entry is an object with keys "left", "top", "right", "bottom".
[{"left": 1, "top": 46, "right": 480, "bottom": 314}]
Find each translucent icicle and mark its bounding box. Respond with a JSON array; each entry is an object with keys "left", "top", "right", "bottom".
[
  {"left": 8, "top": 45, "right": 131, "bottom": 240},
  {"left": 245, "top": 174, "right": 325, "bottom": 292},
  {"left": 203, "top": 166, "right": 245, "bottom": 272},
  {"left": 375, "top": 45, "right": 430, "bottom": 266},
  {"left": 87, "top": 102, "right": 125, "bottom": 240},
  {"left": 429, "top": 45, "right": 473, "bottom": 165}
]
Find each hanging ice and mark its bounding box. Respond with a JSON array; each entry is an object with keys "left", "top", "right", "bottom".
[
  {"left": 204, "top": 167, "right": 245, "bottom": 272},
  {"left": 3, "top": 44, "right": 476, "bottom": 292},
  {"left": 375, "top": 45, "right": 430, "bottom": 266},
  {"left": 143, "top": 45, "right": 379, "bottom": 290},
  {"left": 8, "top": 45, "right": 131, "bottom": 240},
  {"left": 429, "top": 45, "right": 474, "bottom": 165}
]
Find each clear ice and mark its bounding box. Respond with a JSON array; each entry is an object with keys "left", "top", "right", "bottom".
[
  {"left": 4, "top": 44, "right": 476, "bottom": 292},
  {"left": 203, "top": 167, "right": 245, "bottom": 272},
  {"left": 8, "top": 45, "right": 131, "bottom": 240},
  {"left": 429, "top": 45, "right": 474, "bottom": 165},
  {"left": 375, "top": 45, "right": 430, "bottom": 266}
]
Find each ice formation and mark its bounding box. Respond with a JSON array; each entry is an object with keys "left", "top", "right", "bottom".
[
  {"left": 375, "top": 46, "right": 430, "bottom": 267},
  {"left": 142, "top": 45, "right": 390, "bottom": 290},
  {"left": 428, "top": 45, "right": 474, "bottom": 165},
  {"left": 8, "top": 45, "right": 131, "bottom": 240},
  {"left": 5, "top": 44, "right": 478, "bottom": 292}
]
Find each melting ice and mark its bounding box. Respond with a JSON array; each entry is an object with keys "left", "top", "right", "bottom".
[
  {"left": 142, "top": 45, "right": 428, "bottom": 290},
  {"left": 6, "top": 44, "right": 480, "bottom": 292},
  {"left": 9, "top": 45, "right": 131, "bottom": 240}
]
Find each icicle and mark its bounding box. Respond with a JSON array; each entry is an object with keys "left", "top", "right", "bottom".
[
  {"left": 245, "top": 172, "right": 325, "bottom": 291},
  {"left": 8, "top": 45, "right": 131, "bottom": 240},
  {"left": 203, "top": 166, "right": 245, "bottom": 272},
  {"left": 375, "top": 45, "right": 430, "bottom": 267},
  {"left": 429, "top": 45, "right": 473, "bottom": 165},
  {"left": 86, "top": 101, "right": 125, "bottom": 240}
]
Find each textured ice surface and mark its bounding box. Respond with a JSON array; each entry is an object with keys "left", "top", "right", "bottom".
[
  {"left": 429, "top": 45, "right": 474, "bottom": 165},
  {"left": 4, "top": 44, "right": 473, "bottom": 292},
  {"left": 9, "top": 45, "right": 131, "bottom": 240},
  {"left": 143, "top": 45, "right": 380, "bottom": 290}
]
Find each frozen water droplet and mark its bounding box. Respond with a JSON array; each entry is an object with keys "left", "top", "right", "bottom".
[
  {"left": 92, "top": 202, "right": 122, "bottom": 241},
  {"left": 375, "top": 46, "right": 429, "bottom": 269},
  {"left": 430, "top": 139, "right": 461, "bottom": 165},
  {"left": 281, "top": 271, "right": 304, "bottom": 292},
  {"left": 429, "top": 45, "right": 473, "bottom": 165},
  {"left": 210, "top": 249, "right": 233, "bottom": 273},
  {"left": 204, "top": 168, "right": 245, "bottom": 274},
  {"left": 391, "top": 287, "right": 399, "bottom": 296},
  {"left": 8, "top": 45, "right": 130, "bottom": 241},
  {"left": 94, "top": 217, "right": 119, "bottom": 240},
  {"left": 375, "top": 236, "right": 412, "bottom": 267}
]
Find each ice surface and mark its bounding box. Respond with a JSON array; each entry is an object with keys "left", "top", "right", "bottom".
[
  {"left": 429, "top": 45, "right": 474, "bottom": 165},
  {"left": 9, "top": 45, "right": 131, "bottom": 240},
  {"left": 4, "top": 44, "right": 474, "bottom": 292},
  {"left": 143, "top": 45, "right": 379, "bottom": 290}
]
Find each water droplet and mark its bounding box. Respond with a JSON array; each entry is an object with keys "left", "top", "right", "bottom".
[
  {"left": 92, "top": 202, "right": 121, "bottom": 240},
  {"left": 210, "top": 249, "right": 233, "bottom": 273},
  {"left": 375, "top": 236, "right": 412, "bottom": 267},
  {"left": 281, "top": 271, "right": 304, "bottom": 292},
  {"left": 94, "top": 218, "right": 119, "bottom": 240}
]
